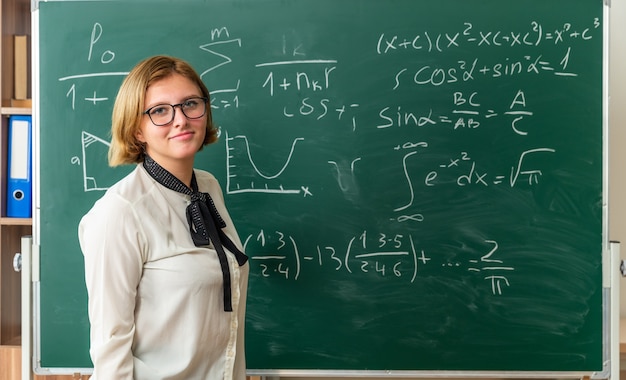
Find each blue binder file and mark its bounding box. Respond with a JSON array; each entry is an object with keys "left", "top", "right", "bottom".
[{"left": 6, "top": 115, "right": 32, "bottom": 217}]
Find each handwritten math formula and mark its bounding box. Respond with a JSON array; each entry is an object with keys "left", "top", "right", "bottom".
[
  {"left": 55, "top": 12, "right": 602, "bottom": 298},
  {"left": 246, "top": 230, "right": 514, "bottom": 296}
]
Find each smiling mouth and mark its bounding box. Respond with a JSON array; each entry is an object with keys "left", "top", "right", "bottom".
[{"left": 170, "top": 131, "right": 194, "bottom": 139}]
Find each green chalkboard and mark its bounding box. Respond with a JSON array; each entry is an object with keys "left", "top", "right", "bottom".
[{"left": 36, "top": 0, "right": 606, "bottom": 375}]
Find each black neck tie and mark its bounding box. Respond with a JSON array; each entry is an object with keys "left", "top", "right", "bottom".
[{"left": 143, "top": 155, "right": 248, "bottom": 312}]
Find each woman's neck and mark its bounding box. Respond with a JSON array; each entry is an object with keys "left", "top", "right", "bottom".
[{"left": 148, "top": 156, "right": 195, "bottom": 188}]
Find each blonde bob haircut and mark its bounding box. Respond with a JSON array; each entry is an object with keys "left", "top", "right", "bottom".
[{"left": 108, "top": 55, "right": 217, "bottom": 166}]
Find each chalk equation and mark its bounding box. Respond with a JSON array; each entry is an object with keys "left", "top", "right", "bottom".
[
  {"left": 377, "top": 89, "right": 534, "bottom": 135},
  {"left": 376, "top": 20, "right": 599, "bottom": 54},
  {"left": 60, "top": 18, "right": 585, "bottom": 298},
  {"left": 245, "top": 230, "right": 514, "bottom": 296}
]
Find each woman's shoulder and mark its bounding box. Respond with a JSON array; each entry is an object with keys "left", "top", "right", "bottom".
[
  {"left": 193, "top": 168, "right": 217, "bottom": 182},
  {"left": 193, "top": 168, "right": 220, "bottom": 188},
  {"left": 86, "top": 166, "right": 150, "bottom": 212},
  {"left": 193, "top": 169, "right": 226, "bottom": 202}
]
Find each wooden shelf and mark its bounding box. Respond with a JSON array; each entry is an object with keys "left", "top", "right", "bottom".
[
  {"left": 0, "top": 345, "right": 21, "bottom": 380},
  {"left": 0, "top": 217, "right": 31, "bottom": 226},
  {"left": 0, "top": 106, "right": 31, "bottom": 116},
  {"left": 0, "top": 3, "right": 33, "bottom": 376}
]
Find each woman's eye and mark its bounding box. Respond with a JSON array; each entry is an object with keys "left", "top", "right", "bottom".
[
  {"left": 184, "top": 99, "right": 199, "bottom": 108},
  {"left": 150, "top": 106, "right": 169, "bottom": 115}
]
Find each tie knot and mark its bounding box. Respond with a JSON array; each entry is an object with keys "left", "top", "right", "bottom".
[{"left": 190, "top": 192, "right": 207, "bottom": 203}]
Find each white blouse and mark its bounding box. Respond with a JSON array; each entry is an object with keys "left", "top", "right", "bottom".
[{"left": 79, "top": 165, "right": 248, "bottom": 380}]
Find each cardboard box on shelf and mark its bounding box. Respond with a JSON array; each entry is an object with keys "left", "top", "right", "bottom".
[{"left": 14, "top": 35, "right": 28, "bottom": 101}]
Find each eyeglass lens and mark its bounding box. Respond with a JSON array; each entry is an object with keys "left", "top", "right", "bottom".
[{"left": 146, "top": 97, "right": 207, "bottom": 126}]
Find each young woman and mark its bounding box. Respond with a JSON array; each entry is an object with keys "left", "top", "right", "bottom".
[{"left": 79, "top": 55, "right": 249, "bottom": 380}]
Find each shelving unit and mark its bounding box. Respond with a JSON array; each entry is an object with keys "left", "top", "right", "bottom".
[{"left": 0, "top": 0, "right": 32, "bottom": 378}]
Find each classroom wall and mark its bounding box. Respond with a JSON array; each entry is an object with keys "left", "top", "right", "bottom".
[{"left": 269, "top": 1, "right": 626, "bottom": 379}]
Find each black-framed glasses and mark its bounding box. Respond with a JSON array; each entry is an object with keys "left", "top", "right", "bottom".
[{"left": 143, "top": 97, "right": 208, "bottom": 126}]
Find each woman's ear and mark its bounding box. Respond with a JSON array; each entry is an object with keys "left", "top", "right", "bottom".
[{"left": 136, "top": 129, "right": 146, "bottom": 143}]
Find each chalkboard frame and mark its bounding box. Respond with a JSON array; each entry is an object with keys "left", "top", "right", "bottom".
[{"left": 31, "top": 0, "right": 612, "bottom": 377}]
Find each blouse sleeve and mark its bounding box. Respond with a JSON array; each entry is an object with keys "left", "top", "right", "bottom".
[{"left": 78, "top": 194, "right": 146, "bottom": 379}]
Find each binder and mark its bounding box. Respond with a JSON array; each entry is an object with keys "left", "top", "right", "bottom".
[{"left": 6, "top": 115, "right": 32, "bottom": 217}]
